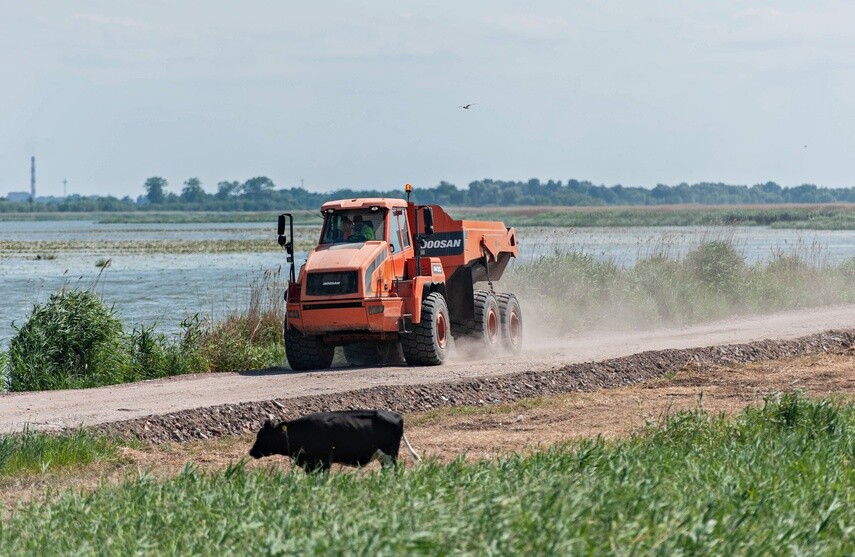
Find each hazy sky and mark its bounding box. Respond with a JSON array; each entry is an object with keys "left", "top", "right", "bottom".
[{"left": 2, "top": 1, "right": 854, "bottom": 198}]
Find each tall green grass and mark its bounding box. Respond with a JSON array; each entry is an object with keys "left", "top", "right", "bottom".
[
  {"left": 1, "top": 393, "right": 852, "bottom": 555},
  {"left": 0, "top": 428, "right": 118, "bottom": 476},
  {"left": 504, "top": 239, "right": 855, "bottom": 334},
  {"left": 200, "top": 268, "right": 286, "bottom": 372}
]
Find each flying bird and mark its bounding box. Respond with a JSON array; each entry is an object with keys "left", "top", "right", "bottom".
[{"left": 458, "top": 103, "right": 476, "bottom": 109}]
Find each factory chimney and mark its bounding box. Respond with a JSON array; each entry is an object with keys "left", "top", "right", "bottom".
[{"left": 30, "top": 156, "right": 36, "bottom": 201}]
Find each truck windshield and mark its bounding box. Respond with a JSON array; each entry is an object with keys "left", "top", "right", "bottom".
[{"left": 321, "top": 209, "right": 386, "bottom": 244}]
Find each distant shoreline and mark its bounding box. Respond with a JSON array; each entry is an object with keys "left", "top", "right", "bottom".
[{"left": 3, "top": 205, "right": 855, "bottom": 229}]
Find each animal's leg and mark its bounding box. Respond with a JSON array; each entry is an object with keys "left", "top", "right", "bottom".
[{"left": 377, "top": 451, "right": 395, "bottom": 469}]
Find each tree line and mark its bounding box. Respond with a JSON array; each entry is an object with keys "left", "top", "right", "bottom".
[{"left": 2, "top": 176, "right": 855, "bottom": 213}]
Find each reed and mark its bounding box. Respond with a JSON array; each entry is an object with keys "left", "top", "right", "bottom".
[{"left": 503, "top": 239, "right": 855, "bottom": 334}]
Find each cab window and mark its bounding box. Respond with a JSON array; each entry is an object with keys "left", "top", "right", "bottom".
[
  {"left": 389, "top": 208, "right": 410, "bottom": 253},
  {"left": 321, "top": 209, "right": 386, "bottom": 244}
]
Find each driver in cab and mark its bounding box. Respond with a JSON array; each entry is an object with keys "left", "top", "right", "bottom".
[
  {"left": 338, "top": 217, "right": 353, "bottom": 241},
  {"left": 352, "top": 215, "right": 374, "bottom": 241}
]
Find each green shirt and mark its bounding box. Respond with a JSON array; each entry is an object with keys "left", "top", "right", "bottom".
[{"left": 354, "top": 223, "right": 374, "bottom": 240}]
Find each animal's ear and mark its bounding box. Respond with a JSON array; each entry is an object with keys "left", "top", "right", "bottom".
[{"left": 263, "top": 417, "right": 277, "bottom": 428}]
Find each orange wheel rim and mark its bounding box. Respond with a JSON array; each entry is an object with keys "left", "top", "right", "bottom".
[
  {"left": 509, "top": 310, "right": 521, "bottom": 345},
  {"left": 436, "top": 311, "right": 447, "bottom": 349},
  {"left": 487, "top": 307, "right": 499, "bottom": 343}
]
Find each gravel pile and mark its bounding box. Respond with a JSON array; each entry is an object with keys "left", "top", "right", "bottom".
[{"left": 94, "top": 329, "right": 855, "bottom": 444}]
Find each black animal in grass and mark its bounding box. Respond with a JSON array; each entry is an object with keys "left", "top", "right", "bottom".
[{"left": 249, "top": 409, "right": 420, "bottom": 472}]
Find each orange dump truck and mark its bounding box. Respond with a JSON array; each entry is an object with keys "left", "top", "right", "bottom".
[{"left": 277, "top": 186, "right": 521, "bottom": 370}]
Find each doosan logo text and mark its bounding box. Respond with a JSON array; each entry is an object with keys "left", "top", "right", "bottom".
[{"left": 424, "top": 239, "right": 462, "bottom": 249}]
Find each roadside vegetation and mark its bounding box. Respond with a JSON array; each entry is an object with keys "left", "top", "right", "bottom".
[
  {"left": 0, "top": 393, "right": 851, "bottom": 555},
  {"left": 1, "top": 270, "right": 286, "bottom": 392},
  {"left": 505, "top": 239, "right": 855, "bottom": 334}
]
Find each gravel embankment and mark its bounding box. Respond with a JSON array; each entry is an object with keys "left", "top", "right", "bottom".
[{"left": 94, "top": 329, "right": 855, "bottom": 443}]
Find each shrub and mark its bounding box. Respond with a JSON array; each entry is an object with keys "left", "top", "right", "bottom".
[
  {"left": 7, "top": 290, "right": 128, "bottom": 391},
  {"left": 684, "top": 239, "right": 744, "bottom": 290}
]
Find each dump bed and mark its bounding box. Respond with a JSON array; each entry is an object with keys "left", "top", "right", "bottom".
[{"left": 408, "top": 204, "right": 518, "bottom": 282}]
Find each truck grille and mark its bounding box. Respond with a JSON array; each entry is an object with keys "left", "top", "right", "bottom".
[{"left": 306, "top": 271, "right": 358, "bottom": 296}]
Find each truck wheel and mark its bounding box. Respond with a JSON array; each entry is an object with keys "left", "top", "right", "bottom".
[
  {"left": 496, "top": 293, "right": 523, "bottom": 354},
  {"left": 343, "top": 341, "right": 404, "bottom": 366},
  {"left": 284, "top": 327, "right": 334, "bottom": 371},
  {"left": 401, "top": 292, "right": 450, "bottom": 366},
  {"left": 460, "top": 290, "right": 501, "bottom": 356}
]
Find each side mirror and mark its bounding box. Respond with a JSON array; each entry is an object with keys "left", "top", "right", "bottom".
[
  {"left": 277, "top": 214, "right": 287, "bottom": 236},
  {"left": 422, "top": 207, "right": 434, "bottom": 236}
]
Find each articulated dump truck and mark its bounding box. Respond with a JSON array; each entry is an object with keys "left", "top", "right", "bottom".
[{"left": 277, "top": 186, "right": 521, "bottom": 370}]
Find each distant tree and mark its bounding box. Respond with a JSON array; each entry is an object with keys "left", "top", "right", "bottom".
[
  {"left": 180, "top": 177, "right": 206, "bottom": 203},
  {"left": 216, "top": 181, "right": 240, "bottom": 200},
  {"left": 241, "top": 176, "right": 276, "bottom": 199},
  {"left": 144, "top": 177, "right": 167, "bottom": 204},
  {"left": 6, "top": 174, "right": 855, "bottom": 214}
]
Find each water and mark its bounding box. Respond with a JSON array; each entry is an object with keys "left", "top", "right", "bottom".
[
  {"left": 1, "top": 220, "right": 853, "bottom": 342},
  {"left": 0, "top": 220, "right": 291, "bottom": 343},
  {"left": 0, "top": 219, "right": 276, "bottom": 242}
]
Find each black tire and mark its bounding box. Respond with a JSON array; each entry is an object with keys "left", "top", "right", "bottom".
[
  {"left": 496, "top": 293, "right": 523, "bottom": 354},
  {"left": 458, "top": 289, "right": 501, "bottom": 356},
  {"left": 401, "top": 292, "right": 450, "bottom": 366},
  {"left": 343, "top": 341, "right": 405, "bottom": 366},
  {"left": 284, "top": 326, "right": 334, "bottom": 371}
]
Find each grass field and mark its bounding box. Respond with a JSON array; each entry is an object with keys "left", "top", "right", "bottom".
[{"left": 0, "top": 393, "right": 852, "bottom": 555}]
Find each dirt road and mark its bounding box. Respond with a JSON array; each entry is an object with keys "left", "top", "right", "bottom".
[{"left": 2, "top": 304, "right": 854, "bottom": 434}]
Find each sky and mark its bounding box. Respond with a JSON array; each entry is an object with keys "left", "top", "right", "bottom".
[{"left": 1, "top": 1, "right": 854, "bottom": 198}]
